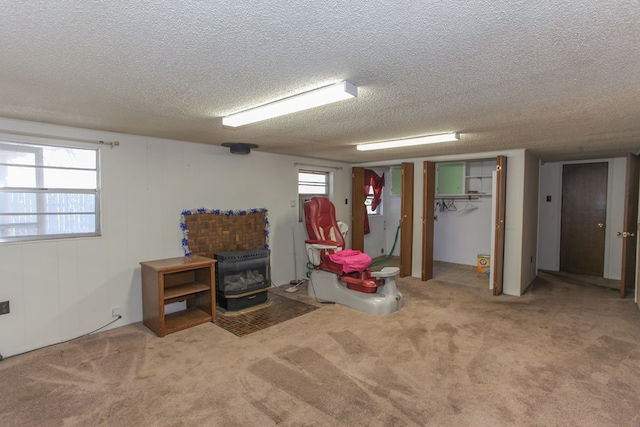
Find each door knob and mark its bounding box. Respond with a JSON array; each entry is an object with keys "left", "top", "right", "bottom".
[{"left": 597, "top": 223, "right": 604, "bottom": 228}]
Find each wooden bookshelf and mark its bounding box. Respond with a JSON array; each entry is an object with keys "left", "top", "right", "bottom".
[{"left": 140, "top": 255, "right": 216, "bottom": 337}]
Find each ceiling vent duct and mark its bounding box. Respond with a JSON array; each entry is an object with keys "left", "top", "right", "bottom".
[{"left": 221, "top": 142, "right": 259, "bottom": 155}]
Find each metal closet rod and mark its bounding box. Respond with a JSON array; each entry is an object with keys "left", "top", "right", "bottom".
[
  {"left": 0, "top": 129, "right": 120, "bottom": 147},
  {"left": 436, "top": 195, "right": 480, "bottom": 200}
]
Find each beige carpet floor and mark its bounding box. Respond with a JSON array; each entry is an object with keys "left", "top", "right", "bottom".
[{"left": 1, "top": 272, "right": 640, "bottom": 426}]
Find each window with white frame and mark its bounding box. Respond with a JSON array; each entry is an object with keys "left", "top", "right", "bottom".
[
  {"left": 0, "top": 140, "right": 100, "bottom": 242},
  {"left": 365, "top": 186, "right": 382, "bottom": 215},
  {"left": 298, "top": 169, "right": 329, "bottom": 221}
]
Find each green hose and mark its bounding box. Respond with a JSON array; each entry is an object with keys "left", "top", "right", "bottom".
[{"left": 369, "top": 223, "right": 401, "bottom": 267}]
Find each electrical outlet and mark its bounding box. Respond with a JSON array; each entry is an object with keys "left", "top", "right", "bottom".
[
  {"left": 0, "top": 301, "right": 10, "bottom": 315},
  {"left": 112, "top": 307, "right": 122, "bottom": 317}
]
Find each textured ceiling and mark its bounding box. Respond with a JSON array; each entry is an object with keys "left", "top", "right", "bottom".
[{"left": 1, "top": 1, "right": 639, "bottom": 164}]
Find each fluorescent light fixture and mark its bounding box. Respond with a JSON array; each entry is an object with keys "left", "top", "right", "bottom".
[
  {"left": 222, "top": 81, "right": 357, "bottom": 127},
  {"left": 356, "top": 132, "right": 459, "bottom": 151}
]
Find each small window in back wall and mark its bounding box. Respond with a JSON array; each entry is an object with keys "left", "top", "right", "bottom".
[
  {"left": 0, "top": 140, "right": 101, "bottom": 242},
  {"left": 365, "top": 186, "right": 382, "bottom": 215},
  {"left": 298, "top": 169, "right": 329, "bottom": 222}
]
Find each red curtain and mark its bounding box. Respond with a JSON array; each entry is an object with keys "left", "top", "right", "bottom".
[{"left": 364, "top": 169, "right": 385, "bottom": 234}]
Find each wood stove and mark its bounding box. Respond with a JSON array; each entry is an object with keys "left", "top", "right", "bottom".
[{"left": 214, "top": 248, "right": 270, "bottom": 311}]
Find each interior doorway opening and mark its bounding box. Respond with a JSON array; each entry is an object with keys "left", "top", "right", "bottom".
[
  {"left": 432, "top": 159, "right": 495, "bottom": 290},
  {"left": 422, "top": 156, "right": 506, "bottom": 294},
  {"left": 359, "top": 165, "right": 402, "bottom": 268},
  {"left": 353, "top": 163, "right": 413, "bottom": 277}
]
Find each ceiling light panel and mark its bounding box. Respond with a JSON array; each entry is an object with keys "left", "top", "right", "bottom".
[
  {"left": 222, "top": 81, "right": 357, "bottom": 127},
  {"left": 356, "top": 132, "right": 459, "bottom": 151}
]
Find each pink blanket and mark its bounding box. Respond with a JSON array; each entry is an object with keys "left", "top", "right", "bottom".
[{"left": 328, "top": 249, "right": 372, "bottom": 273}]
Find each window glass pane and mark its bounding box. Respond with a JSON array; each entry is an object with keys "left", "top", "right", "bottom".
[
  {"left": 0, "top": 165, "right": 37, "bottom": 187},
  {"left": 43, "top": 193, "right": 96, "bottom": 212},
  {"left": 298, "top": 172, "right": 326, "bottom": 183},
  {"left": 298, "top": 184, "right": 326, "bottom": 194},
  {"left": 0, "top": 192, "right": 37, "bottom": 213},
  {"left": 41, "top": 145, "right": 96, "bottom": 169},
  {"left": 43, "top": 169, "right": 97, "bottom": 189},
  {"left": 0, "top": 146, "right": 36, "bottom": 166},
  {"left": 42, "top": 213, "right": 97, "bottom": 235},
  {"left": 0, "top": 216, "right": 37, "bottom": 238},
  {"left": 0, "top": 213, "right": 96, "bottom": 238}
]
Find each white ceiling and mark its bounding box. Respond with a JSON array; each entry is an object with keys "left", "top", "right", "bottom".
[{"left": 1, "top": 1, "right": 639, "bottom": 164}]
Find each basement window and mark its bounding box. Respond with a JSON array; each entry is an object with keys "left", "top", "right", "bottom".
[
  {"left": 365, "top": 186, "right": 382, "bottom": 215},
  {"left": 0, "top": 140, "right": 101, "bottom": 242},
  {"left": 298, "top": 169, "right": 329, "bottom": 222}
]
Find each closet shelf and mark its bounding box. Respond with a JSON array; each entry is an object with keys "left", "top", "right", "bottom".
[{"left": 436, "top": 160, "right": 495, "bottom": 197}]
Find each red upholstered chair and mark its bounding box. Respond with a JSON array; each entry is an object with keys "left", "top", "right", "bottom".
[{"left": 303, "top": 196, "right": 379, "bottom": 293}]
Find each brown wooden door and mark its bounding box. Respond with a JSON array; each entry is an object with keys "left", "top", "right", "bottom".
[
  {"left": 421, "top": 161, "right": 436, "bottom": 281},
  {"left": 351, "top": 167, "right": 365, "bottom": 251},
  {"left": 621, "top": 153, "right": 640, "bottom": 298},
  {"left": 560, "top": 162, "right": 608, "bottom": 276},
  {"left": 493, "top": 156, "right": 507, "bottom": 295},
  {"left": 400, "top": 162, "right": 414, "bottom": 277}
]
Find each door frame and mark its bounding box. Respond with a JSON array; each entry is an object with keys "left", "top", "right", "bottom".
[
  {"left": 622, "top": 153, "right": 640, "bottom": 298},
  {"left": 493, "top": 155, "right": 507, "bottom": 295},
  {"left": 400, "top": 162, "right": 414, "bottom": 277},
  {"left": 351, "top": 167, "right": 365, "bottom": 252},
  {"left": 421, "top": 161, "right": 435, "bottom": 281}
]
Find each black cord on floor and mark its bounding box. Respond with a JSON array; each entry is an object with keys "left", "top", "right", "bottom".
[
  {"left": 307, "top": 277, "right": 336, "bottom": 304},
  {"left": 0, "top": 315, "right": 122, "bottom": 361}
]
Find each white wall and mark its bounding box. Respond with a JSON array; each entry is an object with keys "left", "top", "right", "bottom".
[
  {"left": 433, "top": 197, "right": 492, "bottom": 265},
  {"left": 537, "top": 162, "right": 562, "bottom": 270},
  {"left": 520, "top": 150, "right": 540, "bottom": 293},
  {"left": 537, "top": 157, "right": 625, "bottom": 280},
  {"left": 386, "top": 178, "right": 402, "bottom": 257},
  {"left": 0, "top": 118, "right": 350, "bottom": 357}
]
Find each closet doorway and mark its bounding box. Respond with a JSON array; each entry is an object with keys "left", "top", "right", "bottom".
[{"left": 421, "top": 156, "right": 507, "bottom": 294}]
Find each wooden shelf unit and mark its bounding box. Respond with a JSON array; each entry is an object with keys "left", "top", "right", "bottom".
[{"left": 140, "top": 255, "right": 216, "bottom": 337}]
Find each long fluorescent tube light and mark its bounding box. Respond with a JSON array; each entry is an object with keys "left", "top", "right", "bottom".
[
  {"left": 356, "top": 132, "right": 459, "bottom": 151},
  {"left": 222, "top": 81, "right": 357, "bottom": 127}
]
